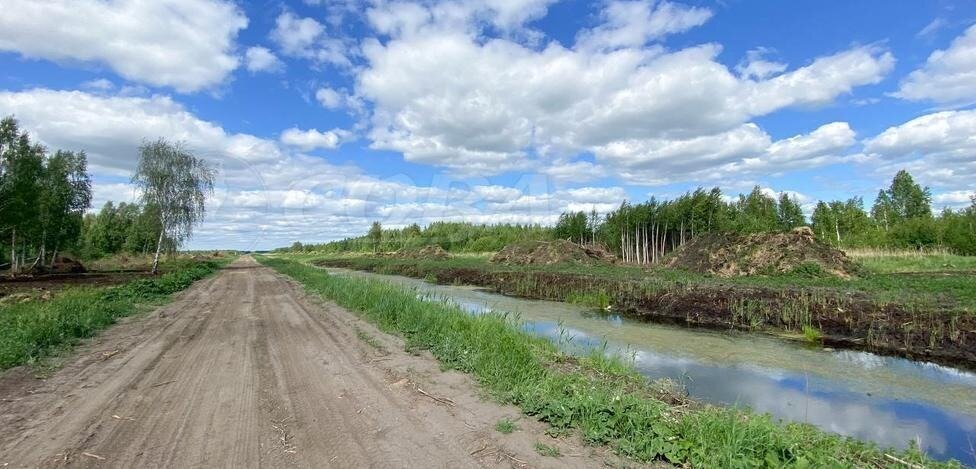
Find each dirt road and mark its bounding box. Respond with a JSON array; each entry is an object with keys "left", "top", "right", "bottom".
[{"left": 0, "top": 257, "right": 616, "bottom": 468}]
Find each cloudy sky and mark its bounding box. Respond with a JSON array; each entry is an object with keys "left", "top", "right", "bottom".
[{"left": 1, "top": 0, "right": 975, "bottom": 250}]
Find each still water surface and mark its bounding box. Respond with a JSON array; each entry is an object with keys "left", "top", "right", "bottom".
[{"left": 326, "top": 268, "right": 976, "bottom": 465}]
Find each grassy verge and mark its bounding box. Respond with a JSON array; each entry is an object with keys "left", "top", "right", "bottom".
[
  {"left": 304, "top": 254, "right": 976, "bottom": 369},
  {"left": 0, "top": 257, "right": 230, "bottom": 369},
  {"left": 258, "top": 256, "right": 958, "bottom": 467},
  {"left": 295, "top": 252, "right": 976, "bottom": 310}
]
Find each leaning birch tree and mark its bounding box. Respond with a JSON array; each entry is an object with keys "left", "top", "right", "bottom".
[{"left": 132, "top": 139, "right": 215, "bottom": 274}]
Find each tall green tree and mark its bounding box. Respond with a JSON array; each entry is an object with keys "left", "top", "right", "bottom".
[
  {"left": 736, "top": 186, "right": 779, "bottom": 233},
  {"left": 368, "top": 221, "right": 383, "bottom": 252},
  {"left": 0, "top": 122, "right": 44, "bottom": 272},
  {"left": 887, "top": 170, "right": 932, "bottom": 220},
  {"left": 776, "top": 194, "right": 806, "bottom": 230},
  {"left": 0, "top": 117, "right": 15, "bottom": 267},
  {"left": 870, "top": 189, "right": 894, "bottom": 232},
  {"left": 554, "top": 211, "right": 588, "bottom": 244},
  {"left": 132, "top": 139, "right": 215, "bottom": 274},
  {"left": 811, "top": 202, "right": 838, "bottom": 243},
  {"left": 38, "top": 150, "right": 92, "bottom": 265},
  {"left": 78, "top": 202, "right": 163, "bottom": 259}
]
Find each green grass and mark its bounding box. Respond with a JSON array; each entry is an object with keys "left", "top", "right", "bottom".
[
  {"left": 801, "top": 325, "right": 823, "bottom": 343},
  {"left": 0, "top": 258, "right": 229, "bottom": 370},
  {"left": 565, "top": 291, "right": 611, "bottom": 309},
  {"left": 258, "top": 256, "right": 959, "bottom": 467},
  {"left": 534, "top": 442, "right": 561, "bottom": 457},
  {"left": 298, "top": 252, "right": 976, "bottom": 313},
  {"left": 495, "top": 418, "right": 518, "bottom": 434},
  {"left": 854, "top": 253, "right": 976, "bottom": 274}
]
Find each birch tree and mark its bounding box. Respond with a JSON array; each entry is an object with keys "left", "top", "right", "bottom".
[
  {"left": 38, "top": 150, "right": 92, "bottom": 266},
  {"left": 0, "top": 125, "right": 44, "bottom": 273},
  {"left": 368, "top": 221, "right": 382, "bottom": 253},
  {"left": 132, "top": 139, "right": 215, "bottom": 274}
]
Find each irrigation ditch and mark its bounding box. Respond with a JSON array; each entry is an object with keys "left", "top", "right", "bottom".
[{"left": 313, "top": 258, "right": 976, "bottom": 370}]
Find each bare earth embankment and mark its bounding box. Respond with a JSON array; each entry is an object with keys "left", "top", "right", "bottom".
[{"left": 0, "top": 257, "right": 610, "bottom": 468}]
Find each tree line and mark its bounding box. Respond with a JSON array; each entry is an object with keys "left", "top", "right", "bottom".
[
  {"left": 1, "top": 116, "right": 215, "bottom": 274},
  {"left": 1, "top": 117, "right": 92, "bottom": 272},
  {"left": 810, "top": 171, "right": 975, "bottom": 253},
  {"left": 77, "top": 202, "right": 170, "bottom": 259},
  {"left": 285, "top": 221, "right": 552, "bottom": 253},
  {"left": 554, "top": 170, "right": 975, "bottom": 261},
  {"left": 288, "top": 170, "right": 974, "bottom": 259},
  {"left": 553, "top": 186, "right": 808, "bottom": 265}
]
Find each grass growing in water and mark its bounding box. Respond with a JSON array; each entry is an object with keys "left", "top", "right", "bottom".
[
  {"left": 802, "top": 325, "right": 823, "bottom": 343},
  {"left": 0, "top": 259, "right": 228, "bottom": 370},
  {"left": 565, "top": 291, "right": 611, "bottom": 309},
  {"left": 259, "top": 256, "right": 958, "bottom": 467}
]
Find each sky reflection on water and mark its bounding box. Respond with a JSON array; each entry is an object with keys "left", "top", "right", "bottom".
[{"left": 329, "top": 268, "right": 976, "bottom": 464}]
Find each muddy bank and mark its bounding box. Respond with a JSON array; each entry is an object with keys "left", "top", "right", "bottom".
[{"left": 314, "top": 258, "right": 976, "bottom": 370}]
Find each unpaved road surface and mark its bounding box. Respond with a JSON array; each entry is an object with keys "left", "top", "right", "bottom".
[{"left": 0, "top": 257, "right": 623, "bottom": 468}]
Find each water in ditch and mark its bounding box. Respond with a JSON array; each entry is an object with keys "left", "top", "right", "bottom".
[{"left": 326, "top": 267, "right": 976, "bottom": 465}]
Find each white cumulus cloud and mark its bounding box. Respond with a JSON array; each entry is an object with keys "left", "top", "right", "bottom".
[
  {"left": 575, "top": 0, "right": 713, "bottom": 51},
  {"left": 0, "top": 0, "right": 247, "bottom": 92},
  {"left": 865, "top": 109, "right": 976, "bottom": 191},
  {"left": 894, "top": 24, "right": 976, "bottom": 105},
  {"left": 315, "top": 87, "right": 344, "bottom": 109},
  {"left": 736, "top": 48, "right": 787, "bottom": 80},
  {"left": 1, "top": 88, "right": 610, "bottom": 249},
  {"left": 280, "top": 127, "right": 350, "bottom": 150},
  {"left": 271, "top": 11, "right": 352, "bottom": 67},
  {"left": 244, "top": 47, "right": 284, "bottom": 73},
  {"left": 358, "top": 16, "right": 890, "bottom": 181}
]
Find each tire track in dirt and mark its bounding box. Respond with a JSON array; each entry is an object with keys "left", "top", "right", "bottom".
[{"left": 0, "top": 257, "right": 639, "bottom": 468}]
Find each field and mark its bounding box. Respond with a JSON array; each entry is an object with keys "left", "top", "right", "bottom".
[{"left": 299, "top": 249, "right": 976, "bottom": 369}]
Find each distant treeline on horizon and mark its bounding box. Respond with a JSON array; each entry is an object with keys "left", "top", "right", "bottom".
[{"left": 282, "top": 170, "right": 976, "bottom": 258}]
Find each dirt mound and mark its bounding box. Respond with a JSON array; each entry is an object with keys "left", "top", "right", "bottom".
[
  {"left": 490, "top": 240, "right": 615, "bottom": 266},
  {"left": 27, "top": 255, "right": 88, "bottom": 275},
  {"left": 395, "top": 245, "right": 452, "bottom": 260},
  {"left": 666, "top": 226, "right": 858, "bottom": 278}
]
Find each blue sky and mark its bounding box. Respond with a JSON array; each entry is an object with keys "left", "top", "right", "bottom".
[{"left": 2, "top": 0, "right": 975, "bottom": 249}]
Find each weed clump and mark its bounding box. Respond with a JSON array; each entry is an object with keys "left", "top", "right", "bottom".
[
  {"left": 533, "top": 442, "right": 561, "bottom": 457},
  {"left": 802, "top": 325, "right": 823, "bottom": 343},
  {"left": 495, "top": 418, "right": 517, "bottom": 434}
]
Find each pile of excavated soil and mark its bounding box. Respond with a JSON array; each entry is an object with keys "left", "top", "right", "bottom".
[
  {"left": 666, "top": 226, "right": 858, "bottom": 278},
  {"left": 395, "top": 245, "right": 452, "bottom": 260},
  {"left": 27, "top": 255, "right": 88, "bottom": 275},
  {"left": 490, "top": 240, "right": 615, "bottom": 266}
]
